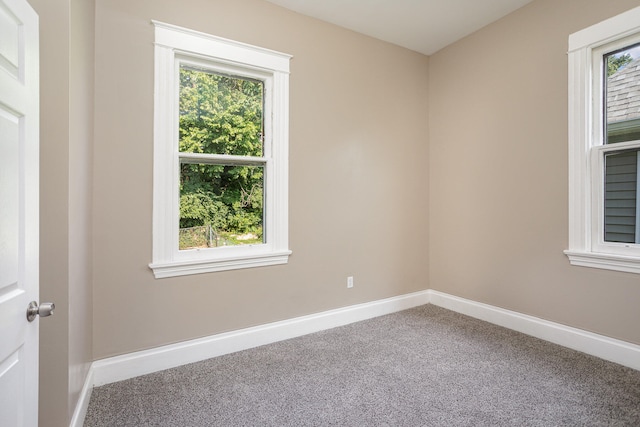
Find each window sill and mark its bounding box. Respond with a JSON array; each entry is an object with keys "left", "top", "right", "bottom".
[
  {"left": 564, "top": 250, "right": 640, "bottom": 274},
  {"left": 149, "top": 250, "right": 292, "bottom": 278}
]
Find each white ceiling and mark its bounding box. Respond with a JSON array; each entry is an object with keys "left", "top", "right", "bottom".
[{"left": 265, "top": 0, "right": 534, "bottom": 56}]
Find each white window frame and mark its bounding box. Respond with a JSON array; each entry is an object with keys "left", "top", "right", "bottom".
[
  {"left": 566, "top": 6, "right": 640, "bottom": 274},
  {"left": 149, "top": 21, "right": 292, "bottom": 278}
]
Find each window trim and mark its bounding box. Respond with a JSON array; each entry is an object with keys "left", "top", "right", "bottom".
[
  {"left": 149, "top": 21, "right": 292, "bottom": 278},
  {"left": 565, "top": 6, "right": 640, "bottom": 274}
]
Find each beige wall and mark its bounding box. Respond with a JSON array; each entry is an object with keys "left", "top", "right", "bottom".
[
  {"left": 30, "top": 0, "right": 94, "bottom": 424},
  {"left": 92, "top": 0, "right": 430, "bottom": 359},
  {"left": 429, "top": 0, "right": 640, "bottom": 345},
  {"left": 31, "top": 0, "right": 71, "bottom": 424}
]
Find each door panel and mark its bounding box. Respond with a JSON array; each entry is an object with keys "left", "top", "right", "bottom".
[
  {"left": 0, "top": 1, "right": 20, "bottom": 77},
  {"left": 0, "top": 107, "right": 19, "bottom": 289},
  {"left": 0, "top": 349, "right": 25, "bottom": 427}
]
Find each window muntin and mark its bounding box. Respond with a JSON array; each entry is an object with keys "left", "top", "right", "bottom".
[{"left": 150, "top": 21, "right": 291, "bottom": 278}]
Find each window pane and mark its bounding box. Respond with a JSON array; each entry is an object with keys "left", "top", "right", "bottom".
[
  {"left": 605, "top": 44, "right": 640, "bottom": 144},
  {"left": 179, "top": 66, "right": 264, "bottom": 156},
  {"left": 179, "top": 162, "right": 264, "bottom": 249},
  {"left": 604, "top": 149, "right": 639, "bottom": 243}
]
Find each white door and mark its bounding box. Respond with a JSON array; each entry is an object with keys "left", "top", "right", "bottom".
[{"left": 0, "top": 0, "right": 40, "bottom": 426}]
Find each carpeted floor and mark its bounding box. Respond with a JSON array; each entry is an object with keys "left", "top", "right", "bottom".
[{"left": 84, "top": 305, "right": 640, "bottom": 426}]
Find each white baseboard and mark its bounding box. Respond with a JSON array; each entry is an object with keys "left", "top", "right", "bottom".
[
  {"left": 71, "top": 288, "right": 640, "bottom": 426},
  {"left": 91, "top": 290, "right": 431, "bottom": 387},
  {"left": 69, "top": 365, "right": 94, "bottom": 427},
  {"left": 427, "top": 290, "right": 640, "bottom": 371}
]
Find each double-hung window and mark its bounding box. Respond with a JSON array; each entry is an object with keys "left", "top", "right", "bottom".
[
  {"left": 150, "top": 22, "right": 292, "bottom": 278},
  {"left": 566, "top": 6, "right": 640, "bottom": 273}
]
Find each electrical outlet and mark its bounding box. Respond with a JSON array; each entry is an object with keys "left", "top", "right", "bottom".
[{"left": 347, "top": 276, "right": 354, "bottom": 288}]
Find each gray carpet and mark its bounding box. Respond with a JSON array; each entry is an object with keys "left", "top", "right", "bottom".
[{"left": 84, "top": 305, "right": 640, "bottom": 426}]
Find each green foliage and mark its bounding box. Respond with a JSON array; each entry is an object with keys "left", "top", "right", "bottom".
[
  {"left": 607, "top": 53, "right": 633, "bottom": 77},
  {"left": 179, "top": 191, "right": 229, "bottom": 230},
  {"left": 178, "top": 67, "right": 265, "bottom": 247},
  {"left": 179, "top": 68, "right": 263, "bottom": 156}
]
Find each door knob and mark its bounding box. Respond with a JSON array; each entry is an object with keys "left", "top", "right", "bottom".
[{"left": 26, "top": 301, "right": 55, "bottom": 322}]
